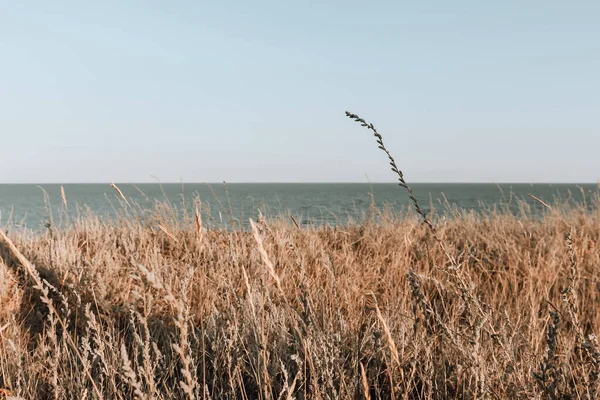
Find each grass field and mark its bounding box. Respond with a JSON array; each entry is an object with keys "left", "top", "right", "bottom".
[
  {"left": 1, "top": 114, "right": 599, "bottom": 399},
  {"left": 1, "top": 195, "right": 599, "bottom": 399}
]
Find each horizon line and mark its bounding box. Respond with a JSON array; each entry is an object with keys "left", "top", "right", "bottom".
[{"left": 1, "top": 181, "right": 598, "bottom": 185}]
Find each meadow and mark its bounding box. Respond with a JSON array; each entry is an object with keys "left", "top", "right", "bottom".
[{"left": 0, "top": 113, "right": 599, "bottom": 399}]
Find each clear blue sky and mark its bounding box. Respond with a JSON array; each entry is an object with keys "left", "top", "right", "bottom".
[{"left": 1, "top": 1, "right": 599, "bottom": 183}]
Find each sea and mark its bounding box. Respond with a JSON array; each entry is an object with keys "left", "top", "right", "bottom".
[{"left": 0, "top": 183, "right": 597, "bottom": 230}]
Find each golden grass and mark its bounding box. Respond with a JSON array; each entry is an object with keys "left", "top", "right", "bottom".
[{"left": 0, "top": 196, "right": 599, "bottom": 399}]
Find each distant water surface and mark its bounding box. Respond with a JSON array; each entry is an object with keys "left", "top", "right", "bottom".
[{"left": 0, "top": 183, "right": 597, "bottom": 230}]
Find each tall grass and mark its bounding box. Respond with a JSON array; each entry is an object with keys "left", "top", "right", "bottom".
[{"left": 0, "top": 113, "right": 599, "bottom": 399}]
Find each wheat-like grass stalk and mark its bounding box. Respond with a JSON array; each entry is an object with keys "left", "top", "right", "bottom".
[
  {"left": 249, "top": 218, "right": 283, "bottom": 295},
  {"left": 111, "top": 183, "right": 131, "bottom": 208},
  {"left": 120, "top": 343, "right": 148, "bottom": 400},
  {"left": 369, "top": 291, "right": 400, "bottom": 368},
  {"left": 359, "top": 362, "right": 370, "bottom": 400},
  {"left": 60, "top": 186, "right": 68, "bottom": 211},
  {"left": 345, "top": 111, "right": 463, "bottom": 270},
  {"left": 345, "top": 112, "right": 434, "bottom": 230},
  {"left": 157, "top": 223, "right": 179, "bottom": 243},
  {"left": 195, "top": 205, "right": 204, "bottom": 246}
]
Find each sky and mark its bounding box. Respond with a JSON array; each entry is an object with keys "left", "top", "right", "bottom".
[{"left": 1, "top": 1, "right": 599, "bottom": 183}]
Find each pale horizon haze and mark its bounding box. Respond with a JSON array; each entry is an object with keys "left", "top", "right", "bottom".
[{"left": 1, "top": 1, "right": 599, "bottom": 183}]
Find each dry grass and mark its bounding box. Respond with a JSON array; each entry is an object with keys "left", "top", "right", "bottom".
[
  {"left": 0, "top": 114, "right": 599, "bottom": 399},
  {"left": 0, "top": 193, "right": 599, "bottom": 399}
]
